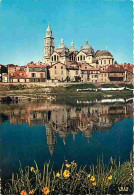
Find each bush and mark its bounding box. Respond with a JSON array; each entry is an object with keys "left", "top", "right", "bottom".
[
  {"left": 118, "top": 83, "right": 133, "bottom": 89},
  {"left": 100, "top": 84, "right": 116, "bottom": 88},
  {"left": 8, "top": 84, "right": 27, "bottom": 90}
]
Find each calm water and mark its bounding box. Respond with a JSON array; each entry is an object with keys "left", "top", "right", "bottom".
[{"left": 0, "top": 99, "right": 133, "bottom": 185}]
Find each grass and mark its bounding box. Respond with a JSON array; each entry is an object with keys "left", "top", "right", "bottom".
[{"left": 3, "top": 154, "right": 133, "bottom": 195}]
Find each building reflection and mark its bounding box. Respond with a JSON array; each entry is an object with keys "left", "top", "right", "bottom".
[{"left": 0, "top": 101, "right": 133, "bottom": 156}]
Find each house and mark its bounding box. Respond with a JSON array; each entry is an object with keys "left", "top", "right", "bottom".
[
  {"left": 123, "top": 64, "right": 133, "bottom": 82},
  {"left": 9, "top": 70, "right": 29, "bottom": 83},
  {"left": 107, "top": 65, "right": 125, "bottom": 82},
  {"left": 26, "top": 61, "right": 48, "bottom": 82},
  {"left": 49, "top": 62, "right": 68, "bottom": 81}
]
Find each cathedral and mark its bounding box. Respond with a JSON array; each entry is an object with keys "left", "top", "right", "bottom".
[
  {"left": 3, "top": 25, "right": 132, "bottom": 84},
  {"left": 43, "top": 25, "right": 118, "bottom": 83}
]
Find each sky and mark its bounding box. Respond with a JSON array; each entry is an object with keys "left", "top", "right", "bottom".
[{"left": 0, "top": 0, "right": 133, "bottom": 66}]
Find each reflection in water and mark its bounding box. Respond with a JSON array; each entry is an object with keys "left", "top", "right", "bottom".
[{"left": 0, "top": 100, "right": 133, "bottom": 156}]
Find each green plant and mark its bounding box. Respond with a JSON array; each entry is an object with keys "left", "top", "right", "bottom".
[{"left": 3, "top": 154, "right": 133, "bottom": 195}]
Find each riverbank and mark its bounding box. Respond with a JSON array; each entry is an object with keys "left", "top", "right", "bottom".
[
  {"left": 0, "top": 83, "right": 133, "bottom": 103},
  {"left": 3, "top": 154, "right": 133, "bottom": 195}
]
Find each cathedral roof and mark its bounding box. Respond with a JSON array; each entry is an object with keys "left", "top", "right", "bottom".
[
  {"left": 69, "top": 42, "right": 78, "bottom": 52},
  {"left": 57, "top": 39, "right": 68, "bottom": 49},
  {"left": 82, "top": 40, "right": 94, "bottom": 54},
  {"left": 95, "top": 50, "right": 113, "bottom": 57},
  {"left": 56, "top": 39, "right": 69, "bottom": 53}
]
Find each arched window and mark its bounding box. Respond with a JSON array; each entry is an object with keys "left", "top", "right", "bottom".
[
  {"left": 83, "top": 56, "right": 85, "bottom": 60},
  {"left": 52, "top": 56, "right": 53, "bottom": 61},
  {"left": 80, "top": 55, "right": 82, "bottom": 61},
  {"left": 54, "top": 55, "right": 56, "bottom": 61},
  {"left": 109, "top": 60, "right": 110, "bottom": 64},
  {"left": 78, "top": 57, "right": 79, "bottom": 61}
]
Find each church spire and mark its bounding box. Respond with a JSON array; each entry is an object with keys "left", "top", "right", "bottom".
[
  {"left": 46, "top": 24, "right": 52, "bottom": 37},
  {"left": 44, "top": 25, "right": 55, "bottom": 63}
]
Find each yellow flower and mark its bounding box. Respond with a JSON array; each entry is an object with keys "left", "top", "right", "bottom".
[
  {"left": 90, "top": 176, "right": 95, "bottom": 181},
  {"left": 29, "top": 189, "right": 34, "bottom": 194},
  {"left": 42, "top": 187, "right": 50, "bottom": 195},
  {"left": 63, "top": 170, "right": 70, "bottom": 178},
  {"left": 56, "top": 172, "right": 60, "bottom": 177},
  {"left": 87, "top": 174, "right": 91, "bottom": 178},
  {"left": 30, "top": 167, "right": 34, "bottom": 172},
  {"left": 71, "top": 162, "right": 77, "bottom": 166},
  {"left": 20, "top": 191, "right": 27, "bottom": 195},
  {"left": 108, "top": 175, "right": 112, "bottom": 180},
  {"left": 92, "top": 181, "right": 97, "bottom": 186},
  {"left": 65, "top": 164, "right": 71, "bottom": 168}
]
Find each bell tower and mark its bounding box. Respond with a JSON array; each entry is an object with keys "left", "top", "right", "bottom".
[{"left": 44, "top": 25, "right": 55, "bottom": 63}]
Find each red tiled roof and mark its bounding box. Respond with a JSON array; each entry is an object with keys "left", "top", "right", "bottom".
[
  {"left": 10, "top": 70, "right": 28, "bottom": 79},
  {"left": 109, "top": 73, "right": 124, "bottom": 78},
  {"left": 80, "top": 68, "right": 100, "bottom": 71},
  {"left": 123, "top": 64, "right": 133, "bottom": 73},
  {"left": 27, "top": 64, "right": 47, "bottom": 68},
  {"left": 100, "top": 70, "right": 108, "bottom": 73},
  {"left": 107, "top": 65, "right": 125, "bottom": 73}
]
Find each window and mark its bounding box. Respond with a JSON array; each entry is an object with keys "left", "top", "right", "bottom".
[
  {"left": 33, "top": 113, "right": 37, "bottom": 119},
  {"left": 104, "top": 60, "right": 106, "bottom": 64},
  {"left": 40, "top": 73, "right": 43, "bottom": 78},
  {"left": 61, "top": 66, "right": 63, "bottom": 69},
  {"left": 85, "top": 67, "right": 87, "bottom": 69},
  {"left": 55, "top": 66, "right": 56, "bottom": 69},
  {"left": 80, "top": 55, "right": 82, "bottom": 61},
  {"left": 78, "top": 57, "right": 79, "bottom": 61},
  {"left": 83, "top": 56, "right": 85, "bottom": 60},
  {"left": 109, "top": 60, "right": 110, "bottom": 64},
  {"left": 31, "top": 73, "right": 36, "bottom": 77},
  {"left": 54, "top": 55, "right": 56, "bottom": 61},
  {"left": 52, "top": 56, "right": 53, "bottom": 61}
]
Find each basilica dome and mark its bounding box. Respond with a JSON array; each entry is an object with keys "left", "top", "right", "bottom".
[
  {"left": 56, "top": 39, "right": 69, "bottom": 53},
  {"left": 82, "top": 40, "right": 94, "bottom": 54},
  {"left": 69, "top": 42, "right": 78, "bottom": 53}
]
